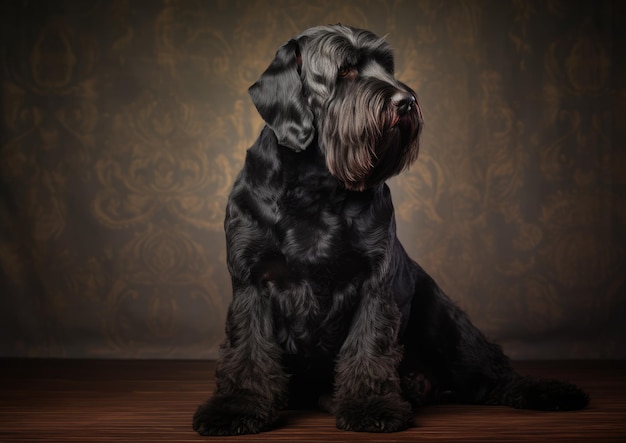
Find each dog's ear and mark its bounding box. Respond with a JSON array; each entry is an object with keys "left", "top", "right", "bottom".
[{"left": 249, "top": 39, "right": 314, "bottom": 151}]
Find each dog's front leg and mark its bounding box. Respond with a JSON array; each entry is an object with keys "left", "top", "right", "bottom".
[
  {"left": 193, "top": 284, "right": 288, "bottom": 436},
  {"left": 334, "top": 283, "right": 413, "bottom": 432}
]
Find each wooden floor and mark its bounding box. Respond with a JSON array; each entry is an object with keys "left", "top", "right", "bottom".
[{"left": 0, "top": 360, "right": 625, "bottom": 442}]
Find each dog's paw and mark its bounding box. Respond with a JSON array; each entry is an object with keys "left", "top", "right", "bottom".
[
  {"left": 335, "top": 394, "right": 414, "bottom": 432},
  {"left": 401, "top": 372, "right": 433, "bottom": 407},
  {"left": 501, "top": 378, "right": 589, "bottom": 411},
  {"left": 192, "top": 394, "right": 277, "bottom": 436}
]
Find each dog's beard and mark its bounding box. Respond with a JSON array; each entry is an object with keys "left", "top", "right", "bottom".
[{"left": 320, "top": 84, "right": 422, "bottom": 191}]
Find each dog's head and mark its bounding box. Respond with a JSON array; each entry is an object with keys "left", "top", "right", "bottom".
[{"left": 249, "top": 24, "right": 423, "bottom": 191}]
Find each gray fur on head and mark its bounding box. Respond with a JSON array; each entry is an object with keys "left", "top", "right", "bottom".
[{"left": 249, "top": 24, "right": 423, "bottom": 191}]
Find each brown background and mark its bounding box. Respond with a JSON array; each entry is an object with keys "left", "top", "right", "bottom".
[{"left": 0, "top": 0, "right": 624, "bottom": 360}]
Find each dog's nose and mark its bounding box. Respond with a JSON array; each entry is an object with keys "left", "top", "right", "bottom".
[{"left": 395, "top": 94, "right": 416, "bottom": 115}]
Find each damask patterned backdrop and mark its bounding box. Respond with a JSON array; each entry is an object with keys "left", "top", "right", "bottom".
[{"left": 0, "top": 0, "right": 624, "bottom": 359}]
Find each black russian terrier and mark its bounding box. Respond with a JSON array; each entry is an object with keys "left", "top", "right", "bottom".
[{"left": 193, "top": 24, "right": 588, "bottom": 435}]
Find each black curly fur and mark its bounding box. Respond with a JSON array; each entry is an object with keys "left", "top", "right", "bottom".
[{"left": 193, "top": 24, "right": 589, "bottom": 436}]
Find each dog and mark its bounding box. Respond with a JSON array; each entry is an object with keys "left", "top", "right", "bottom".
[{"left": 192, "top": 24, "right": 589, "bottom": 435}]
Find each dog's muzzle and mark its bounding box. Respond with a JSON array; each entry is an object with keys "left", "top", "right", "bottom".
[
  {"left": 388, "top": 94, "right": 417, "bottom": 129},
  {"left": 394, "top": 94, "right": 417, "bottom": 115}
]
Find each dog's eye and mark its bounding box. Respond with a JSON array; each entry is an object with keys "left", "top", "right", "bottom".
[{"left": 338, "top": 67, "right": 357, "bottom": 80}]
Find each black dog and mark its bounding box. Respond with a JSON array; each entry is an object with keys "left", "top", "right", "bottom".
[{"left": 193, "top": 24, "right": 588, "bottom": 435}]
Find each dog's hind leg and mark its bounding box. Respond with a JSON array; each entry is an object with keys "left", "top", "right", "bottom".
[
  {"left": 400, "top": 264, "right": 589, "bottom": 411},
  {"left": 480, "top": 371, "right": 589, "bottom": 410}
]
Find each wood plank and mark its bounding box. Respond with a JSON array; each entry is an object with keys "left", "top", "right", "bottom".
[{"left": 0, "top": 360, "right": 624, "bottom": 441}]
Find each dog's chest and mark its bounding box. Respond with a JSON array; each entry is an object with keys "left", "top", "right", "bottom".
[
  {"left": 231, "top": 142, "right": 394, "bottom": 353},
  {"left": 279, "top": 191, "right": 349, "bottom": 263},
  {"left": 261, "top": 190, "right": 380, "bottom": 353}
]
